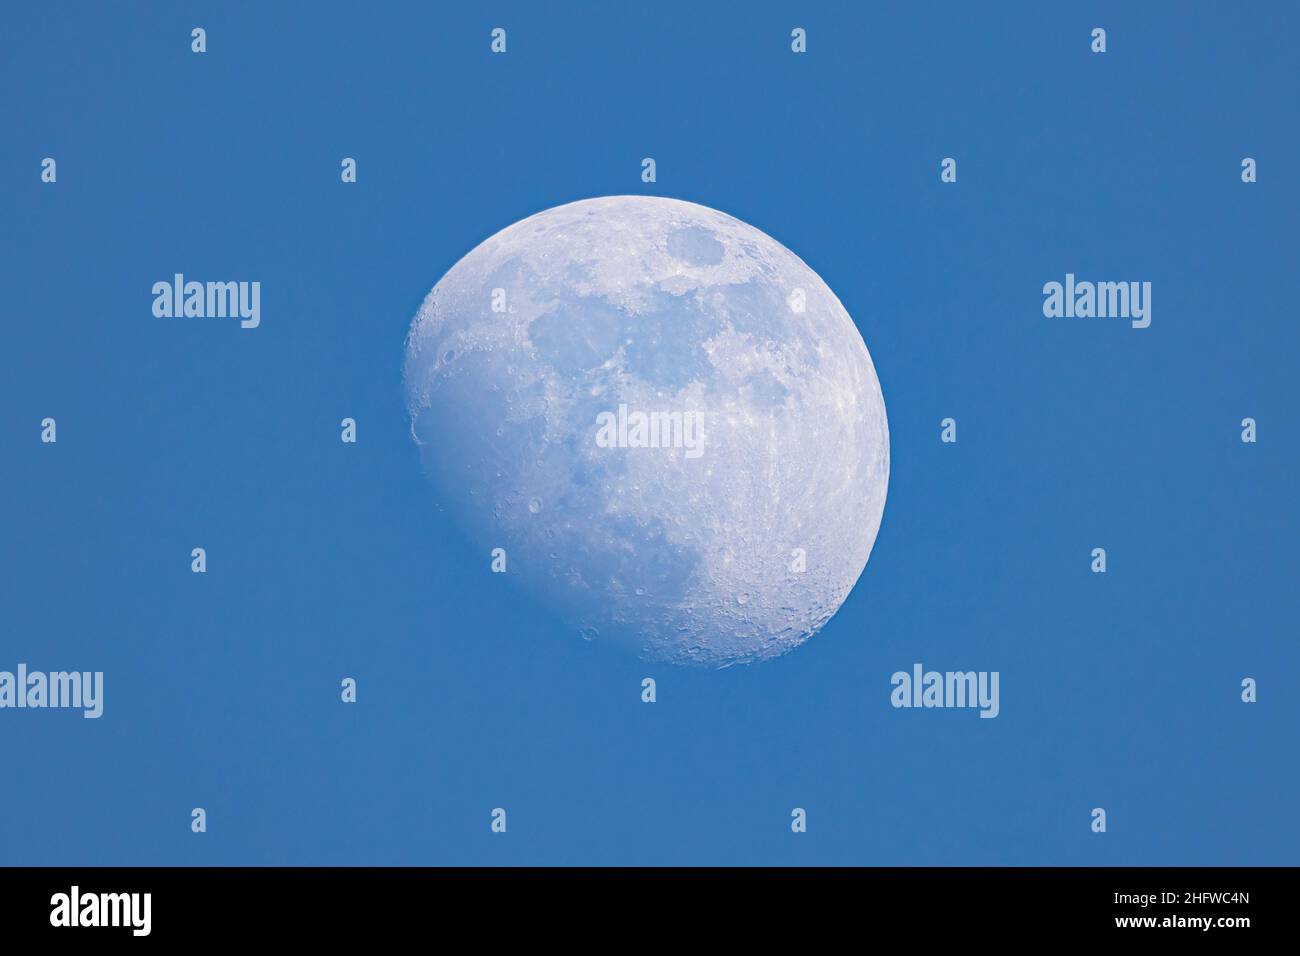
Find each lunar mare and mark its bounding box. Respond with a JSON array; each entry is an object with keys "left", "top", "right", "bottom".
[{"left": 404, "top": 196, "right": 888, "bottom": 667}]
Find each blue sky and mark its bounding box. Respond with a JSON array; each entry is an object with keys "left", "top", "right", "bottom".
[{"left": 1, "top": 1, "right": 1296, "bottom": 865}]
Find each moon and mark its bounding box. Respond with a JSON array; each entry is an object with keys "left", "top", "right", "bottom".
[{"left": 404, "top": 196, "right": 888, "bottom": 667}]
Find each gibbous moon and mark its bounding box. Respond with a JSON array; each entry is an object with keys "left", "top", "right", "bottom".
[{"left": 404, "top": 196, "right": 888, "bottom": 667}]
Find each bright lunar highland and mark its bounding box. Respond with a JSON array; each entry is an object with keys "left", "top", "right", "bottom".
[{"left": 404, "top": 196, "right": 889, "bottom": 667}]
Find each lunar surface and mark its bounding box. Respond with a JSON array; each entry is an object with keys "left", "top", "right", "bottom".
[{"left": 404, "top": 196, "right": 888, "bottom": 667}]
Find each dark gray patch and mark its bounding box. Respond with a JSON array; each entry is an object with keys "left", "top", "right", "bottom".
[
  {"left": 742, "top": 369, "right": 791, "bottom": 407},
  {"left": 666, "top": 226, "right": 725, "bottom": 267},
  {"left": 528, "top": 299, "right": 626, "bottom": 377},
  {"left": 620, "top": 290, "right": 723, "bottom": 390}
]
